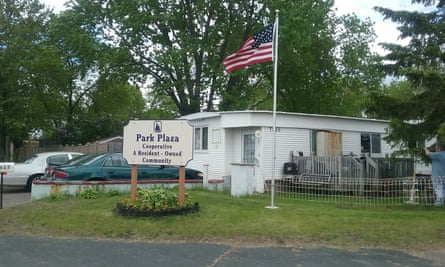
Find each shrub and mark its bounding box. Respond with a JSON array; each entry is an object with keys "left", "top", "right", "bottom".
[
  {"left": 48, "top": 192, "right": 71, "bottom": 201},
  {"left": 79, "top": 188, "right": 102, "bottom": 199},
  {"left": 105, "top": 190, "right": 121, "bottom": 197},
  {"left": 114, "top": 188, "right": 199, "bottom": 217}
]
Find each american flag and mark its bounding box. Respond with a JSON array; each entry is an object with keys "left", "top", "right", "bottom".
[{"left": 223, "top": 24, "right": 274, "bottom": 73}]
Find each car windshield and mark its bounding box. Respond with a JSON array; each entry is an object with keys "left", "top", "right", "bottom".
[
  {"left": 23, "top": 155, "right": 38, "bottom": 164},
  {"left": 65, "top": 154, "right": 104, "bottom": 166}
]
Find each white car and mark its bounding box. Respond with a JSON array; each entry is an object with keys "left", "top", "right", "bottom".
[{"left": 3, "top": 152, "right": 83, "bottom": 191}]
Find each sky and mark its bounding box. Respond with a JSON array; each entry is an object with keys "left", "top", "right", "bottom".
[
  {"left": 41, "top": 0, "right": 431, "bottom": 55},
  {"left": 332, "top": 0, "right": 431, "bottom": 54}
]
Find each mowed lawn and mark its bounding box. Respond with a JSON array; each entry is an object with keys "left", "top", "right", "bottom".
[{"left": 0, "top": 189, "right": 444, "bottom": 253}]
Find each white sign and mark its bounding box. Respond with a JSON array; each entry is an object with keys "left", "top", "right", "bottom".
[
  {"left": 0, "top": 162, "right": 14, "bottom": 174},
  {"left": 123, "top": 120, "right": 193, "bottom": 166}
]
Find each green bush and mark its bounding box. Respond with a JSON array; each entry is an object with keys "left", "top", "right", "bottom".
[
  {"left": 48, "top": 192, "right": 71, "bottom": 201},
  {"left": 105, "top": 190, "right": 121, "bottom": 197},
  {"left": 79, "top": 188, "right": 102, "bottom": 199},
  {"left": 115, "top": 188, "right": 198, "bottom": 217}
]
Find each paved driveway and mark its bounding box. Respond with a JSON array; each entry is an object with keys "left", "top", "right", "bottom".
[
  {"left": 0, "top": 186, "right": 30, "bottom": 209},
  {"left": 0, "top": 235, "right": 440, "bottom": 267}
]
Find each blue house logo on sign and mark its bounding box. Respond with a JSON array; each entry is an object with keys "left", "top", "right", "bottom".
[{"left": 154, "top": 121, "right": 162, "bottom": 133}]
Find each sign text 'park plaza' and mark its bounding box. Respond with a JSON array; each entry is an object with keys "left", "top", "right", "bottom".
[{"left": 123, "top": 120, "right": 193, "bottom": 166}]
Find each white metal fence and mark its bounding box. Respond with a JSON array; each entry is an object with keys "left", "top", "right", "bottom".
[
  {"left": 265, "top": 175, "right": 436, "bottom": 206},
  {"left": 262, "top": 155, "right": 433, "bottom": 205},
  {"left": 292, "top": 156, "right": 414, "bottom": 180}
]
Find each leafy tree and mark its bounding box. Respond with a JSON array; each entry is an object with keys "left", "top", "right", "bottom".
[
  {"left": 0, "top": 0, "right": 384, "bottom": 161},
  {"left": 366, "top": 0, "right": 445, "bottom": 156},
  {"left": 36, "top": 8, "right": 147, "bottom": 145},
  {"left": 269, "top": 1, "right": 382, "bottom": 116},
  {"left": 66, "top": 0, "right": 380, "bottom": 117},
  {"left": 0, "top": 0, "right": 162, "bottom": 159},
  {"left": 66, "top": 0, "right": 277, "bottom": 116},
  {"left": 333, "top": 14, "right": 384, "bottom": 116},
  {"left": 0, "top": 0, "right": 53, "bottom": 160},
  {"left": 81, "top": 81, "right": 146, "bottom": 141}
]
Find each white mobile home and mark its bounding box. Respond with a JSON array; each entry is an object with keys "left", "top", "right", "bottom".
[{"left": 180, "top": 110, "right": 394, "bottom": 193}]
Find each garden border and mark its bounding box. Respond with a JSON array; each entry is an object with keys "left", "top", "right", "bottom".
[{"left": 31, "top": 179, "right": 225, "bottom": 200}]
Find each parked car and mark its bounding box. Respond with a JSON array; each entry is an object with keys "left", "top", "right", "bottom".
[
  {"left": 43, "top": 154, "right": 99, "bottom": 179},
  {"left": 49, "top": 152, "right": 204, "bottom": 181},
  {"left": 3, "top": 152, "right": 83, "bottom": 191}
]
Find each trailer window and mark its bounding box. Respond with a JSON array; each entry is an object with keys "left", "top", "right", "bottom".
[
  {"left": 194, "top": 127, "right": 208, "bottom": 151},
  {"left": 243, "top": 133, "right": 255, "bottom": 163},
  {"left": 361, "top": 133, "right": 381, "bottom": 154}
]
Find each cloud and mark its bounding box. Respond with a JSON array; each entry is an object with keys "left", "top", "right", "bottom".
[
  {"left": 42, "top": 0, "right": 432, "bottom": 55},
  {"left": 334, "top": 0, "right": 432, "bottom": 54},
  {"left": 42, "top": 0, "right": 66, "bottom": 13}
]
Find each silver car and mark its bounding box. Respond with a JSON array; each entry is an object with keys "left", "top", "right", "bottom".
[{"left": 3, "top": 152, "right": 83, "bottom": 191}]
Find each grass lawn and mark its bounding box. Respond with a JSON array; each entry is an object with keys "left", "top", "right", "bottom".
[{"left": 0, "top": 188, "right": 444, "bottom": 253}]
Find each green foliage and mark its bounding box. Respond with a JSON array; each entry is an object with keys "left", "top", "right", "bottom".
[
  {"left": 65, "top": 0, "right": 379, "bottom": 117},
  {"left": 437, "top": 123, "right": 445, "bottom": 145},
  {"left": 367, "top": 1, "right": 445, "bottom": 157},
  {"left": 38, "top": 9, "right": 147, "bottom": 145},
  {"left": 0, "top": 0, "right": 53, "bottom": 159},
  {"left": 0, "top": 0, "right": 150, "bottom": 156},
  {"left": 1, "top": 190, "right": 445, "bottom": 251},
  {"left": 48, "top": 193, "right": 71, "bottom": 201},
  {"left": 117, "top": 188, "right": 194, "bottom": 213},
  {"left": 0, "top": 0, "right": 385, "bottom": 159},
  {"left": 105, "top": 190, "right": 122, "bottom": 197},
  {"left": 276, "top": 3, "right": 382, "bottom": 116},
  {"left": 79, "top": 188, "right": 102, "bottom": 199},
  {"left": 51, "top": 188, "right": 121, "bottom": 200}
]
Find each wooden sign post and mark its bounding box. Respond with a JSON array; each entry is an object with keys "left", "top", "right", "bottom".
[
  {"left": 178, "top": 166, "right": 186, "bottom": 205},
  {"left": 130, "top": 165, "right": 138, "bottom": 201}
]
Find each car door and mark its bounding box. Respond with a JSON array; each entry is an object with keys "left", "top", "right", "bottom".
[
  {"left": 101, "top": 154, "right": 131, "bottom": 180},
  {"left": 138, "top": 165, "right": 177, "bottom": 179}
]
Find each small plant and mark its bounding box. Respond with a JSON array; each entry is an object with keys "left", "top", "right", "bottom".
[
  {"left": 79, "top": 188, "right": 102, "bottom": 199},
  {"left": 48, "top": 192, "right": 70, "bottom": 201},
  {"left": 105, "top": 190, "right": 121, "bottom": 197},
  {"left": 115, "top": 188, "right": 199, "bottom": 217}
]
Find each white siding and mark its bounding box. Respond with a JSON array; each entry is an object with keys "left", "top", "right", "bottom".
[
  {"left": 341, "top": 131, "right": 394, "bottom": 158},
  {"left": 224, "top": 129, "right": 238, "bottom": 176},
  {"left": 342, "top": 132, "right": 361, "bottom": 156},
  {"left": 185, "top": 117, "right": 226, "bottom": 179},
  {"left": 259, "top": 128, "right": 310, "bottom": 192},
  {"left": 181, "top": 111, "right": 398, "bottom": 192},
  {"left": 380, "top": 134, "right": 393, "bottom": 157}
]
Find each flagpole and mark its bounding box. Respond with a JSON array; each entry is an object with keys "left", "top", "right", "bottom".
[{"left": 267, "top": 10, "right": 279, "bottom": 209}]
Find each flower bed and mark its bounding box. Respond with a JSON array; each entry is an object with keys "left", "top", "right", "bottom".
[{"left": 114, "top": 188, "right": 199, "bottom": 217}]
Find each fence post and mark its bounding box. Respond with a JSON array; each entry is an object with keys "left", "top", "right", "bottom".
[
  {"left": 360, "top": 156, "right": 366, "bottom": 195},
  {"left": 203, "top": 164, "right": 209, "bottom": 188},
  {"left": 0, "top": 172, "right": 3, "bottom": 209}
]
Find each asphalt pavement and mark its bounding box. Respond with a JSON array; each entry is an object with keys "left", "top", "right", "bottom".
[
  {"left": 0, "top": 235, "right": 440, "bottom": 267},
  {"left": 0, "top": 187, "right": 444, "bottom": 266},
  {"left": 0, "top": 186, "right": 31, "bottom": 209}
]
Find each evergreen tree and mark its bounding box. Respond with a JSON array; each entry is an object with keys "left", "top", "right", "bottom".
[{"left": 367, "top": 0, "right": 445, "bottom": 156}]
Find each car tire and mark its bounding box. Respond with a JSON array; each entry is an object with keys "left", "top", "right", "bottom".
[{"left": 26, "top": 174, "right": 42, "bottom": 192}]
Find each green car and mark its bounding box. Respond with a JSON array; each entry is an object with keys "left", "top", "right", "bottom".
[{"left": 50, "top": 153, "right": 203, "bottom": 181}]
